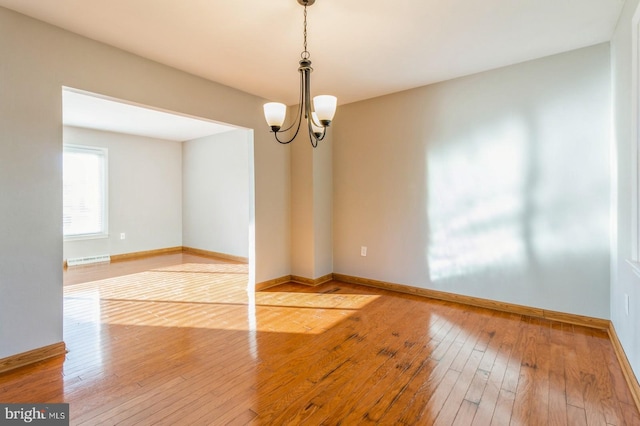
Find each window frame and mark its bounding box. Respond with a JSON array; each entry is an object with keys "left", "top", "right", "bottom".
[{"left": 63, "top": 144, "right": 109, "bottom": 241}]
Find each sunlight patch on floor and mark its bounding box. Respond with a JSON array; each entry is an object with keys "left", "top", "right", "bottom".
[{"left": 64, "top": 269, "right": 378, "bottom": 334}]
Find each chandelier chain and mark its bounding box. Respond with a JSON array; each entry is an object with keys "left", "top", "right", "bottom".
[{"left": 302, "top": 5, "right": 310, "bottom": 60}]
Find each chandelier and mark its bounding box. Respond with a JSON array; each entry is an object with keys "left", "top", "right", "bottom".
[{"left": 263, "top": 0, "right": 337, "bottom": 148}]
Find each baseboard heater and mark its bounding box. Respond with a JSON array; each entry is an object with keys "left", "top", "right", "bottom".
[{"left": 66, "top": 255, "right": 111, "bottom": 267}]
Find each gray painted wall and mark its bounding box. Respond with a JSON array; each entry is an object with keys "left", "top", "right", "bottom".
[
  {"left": 0, "top": 6, "right": 290, "bottom": 359},
  {"left": 182, "top": 130, "right": 251, "bottom": 258},
  {"left": 290, "top": 131, "right": 334, "bottom": 279},
  {"left": 334, "top": 44, "right": 611, "bottom": 319},
  {"left": 611, "top": 0, "right": 640, "bottom": 384},
  {"left": 63, "top": 126, "right": 183, "bottom": 260}
]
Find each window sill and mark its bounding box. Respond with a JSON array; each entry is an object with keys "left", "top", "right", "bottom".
[
  {"left": 626, "top": 259, "right": 640, "bottom": 278},
  {"left": 64, "top": 233, "right": 109, "bottom": 242}
]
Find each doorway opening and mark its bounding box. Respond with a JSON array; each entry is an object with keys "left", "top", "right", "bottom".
[{"left": 61, "top": 87, "right": 256, "bottom": 289}]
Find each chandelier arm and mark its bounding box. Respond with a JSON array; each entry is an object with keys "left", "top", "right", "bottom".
[
  {"left": 270, "top": 62, "right": 308, "bottom": 144},
  {"left": 304, "top": 66, "right": 312, "bottom": 120},
  {"left": 307, "top": 117, "right": 319, "bottom": 147},
  {"left": 306, "top": 69, "right": 323, "bottom": 129},
  {"left": 310, "top": 113, "right": 324, "bottom": 128},
  {"left": 273, "top": 106, "right": 303, "bottom": 144},
  {"left": 275, "top": 110, "right": 299, "bottom": 134},
  {"left": 273, "top": 69, "right": 305, "bottom": 135},
  {"left": 308, "top": 118, "right": 327, "bottom": 141},
  {"left": 318, "top": 126, "right": 328, "bottom": 141},
  {"left": 308, "top": 118, "right": 320, "bottom": 148},
  {"left": 273, "top": 78, "right": 305, "bottom": 144},
  {"left": 303, "top": 66, "right": 317, "bottom": 146},
  {"left": 302, "top": 64, "right": 326, "bottom": 146},
  {"left": 307, "top": 118, "right": 326, "bottom": 146}
]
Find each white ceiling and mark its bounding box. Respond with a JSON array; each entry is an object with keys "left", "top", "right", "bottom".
[
  {"left": 63, "top": 89, "right": 236, "bottom": 141},
  {"left": 0, "top": 0, "right": 626, "bottom": 139}
]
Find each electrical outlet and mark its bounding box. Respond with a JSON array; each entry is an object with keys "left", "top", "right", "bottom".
[
  {"left": 120, "top": 233, "right": 126, "bottom": 240},
  {"left": 625, "top": 294, "right": 630, "bottom": 316},
  {"left": 361, "top": 246, "right": 367, "bottom": 256}
]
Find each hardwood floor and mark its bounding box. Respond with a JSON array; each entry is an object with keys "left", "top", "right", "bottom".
[{"left": 1, "top": 254, "right": 638, "bottom": 425}]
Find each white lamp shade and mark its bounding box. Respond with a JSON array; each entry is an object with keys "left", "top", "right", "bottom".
[
  {"left": 311, "top": 112, "right": 323, "bottom": 134},
  {"left": 263, "top": 102, "right": 287, "bottom": 127},
  {"left": 313, "top": 95, "right": 337, "bottom": 123}
]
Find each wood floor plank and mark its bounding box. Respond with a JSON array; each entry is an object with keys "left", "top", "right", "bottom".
[
  {"left": 571, "top": 327, "right": 610, "bottom": 426},
  {"left": 567, "top": 404, "right": 588, "bottom": 426},
  {"left": 453, "top": 399, "right": 480, "bottom": 426},
  {"left": 491, "top": 388, "right": 516, "bottom": 425},
  {"left": 472, "top": 342, "right": 513, "bottom": 425},
  {"left": 500, "top": 318, "right": 527, "bottom": 396},
  {"left": 0, "top": 253, "right": 637, "bottom": 425},
  {"left": 547, "top": 342, "right": 568, "bottom": 426},
  {"left": 621, "top": 401, "right": 640, "bottom": 425},
  {"left": 374, "top": 314, "right": 449, "bottom": 399},
  {"left": 528, "top": 318, "right": 552, "bottom": 426},
  {"left": 434, "top": 348, "right": 484, "bottom": 425},
  {"left": 254, "top": 292, "right": 428, "bottom": 424},
  {"left": 589, "top": 335, "right": 628, "bottom": 425},
  {"left": 418, "top": 368, "right": 462, "bottom": 424},
  {"left": 564, "top": 324, "right": 587, "bottom": 410},
  {"left": 470, "top": 312, "right": 520, "bottom": 425},
  {"left": 327, "top": 306, "right": 446, "bottom": 423},
  {"left": 394, "top": 314, "right": 471, "bottom": 423},
  {"left": 304, "top": 324, "right": 444, "bottom": 424}
]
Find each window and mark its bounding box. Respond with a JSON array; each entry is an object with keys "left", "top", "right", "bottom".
[{"left": 63, "top": 145, "right": 108, "bottom": 239}]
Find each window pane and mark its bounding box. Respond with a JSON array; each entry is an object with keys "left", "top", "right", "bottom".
[{"left": 63, "top": 146, "right": 107, "bottom": 237}]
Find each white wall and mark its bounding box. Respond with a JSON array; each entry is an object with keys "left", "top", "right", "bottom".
[
  {"left": 183, "top": 130, "right": 251, "bottom": 258},
  {"left": 611, "top": 0, "right": 640, "bottom": 382},
  {"left": 63, "top": 126, "right": 183, "bottom": 260},
  {"left": 334, "top": 44, "right": 611, "bottom": 318},
  {"left": 0, "top": 6, "right": 290, "bottom": 359}
]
